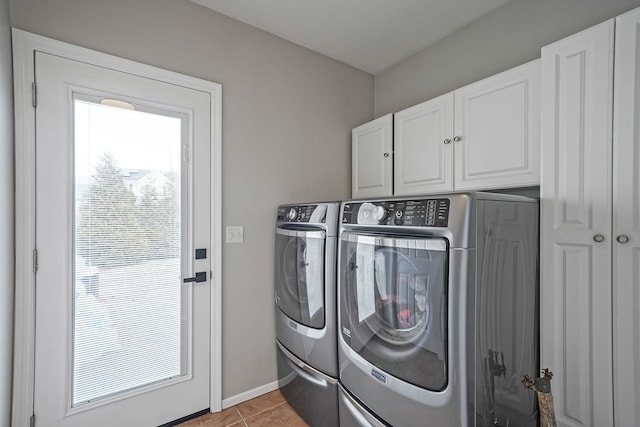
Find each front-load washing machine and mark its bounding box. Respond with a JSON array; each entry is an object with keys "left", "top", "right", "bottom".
[
  {"left": 337, "top": 192, "right": 539, "bottom": 427},
  {"left": 274, "top": 202, "right": 339, "bottom": 426}
]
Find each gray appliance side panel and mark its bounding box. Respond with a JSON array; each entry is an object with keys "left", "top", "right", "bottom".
[
  {"left": 474, "top": 199, "right": 539, "bottom": 427},
  {"left": 324, "top": 203, "right": 340, "bottom": 237},
  {"left": 473, "top": 191, "right": 539, "bottom": 203},
  {"left": 275, "top": 235, "right": 338, "bottom": 376}
]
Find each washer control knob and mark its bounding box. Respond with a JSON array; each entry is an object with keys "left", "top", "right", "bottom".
[
  {"left": 287, "top": 208, "right": 297, "bottom": 221},
  {"left": 393, "top": 209, "right": 405, "bottom": 225},
  {"left": 373, "top": 206, "right": 387, "bottom": 222}
]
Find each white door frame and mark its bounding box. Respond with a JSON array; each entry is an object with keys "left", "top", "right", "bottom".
[{"left": 11, "top": 29, "right": 223, "bottom": 426}]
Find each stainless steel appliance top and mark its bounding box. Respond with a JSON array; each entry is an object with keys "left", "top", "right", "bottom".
[{"left": 339, "top": 192, "right": 537, "bottom": 248}]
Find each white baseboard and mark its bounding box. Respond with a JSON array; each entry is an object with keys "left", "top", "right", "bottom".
[{"left": 221, "top": 380, "right": 280, "bottom": 409}]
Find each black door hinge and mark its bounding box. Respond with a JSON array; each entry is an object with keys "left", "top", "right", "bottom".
[{"left": 32, "top": 82, "right": 37, "bottom": 108}]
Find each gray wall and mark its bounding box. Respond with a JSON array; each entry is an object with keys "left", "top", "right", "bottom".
[
  {"left": 9, "top": 0, "right": 373, "bottom": 401},
  {"left": 375, "top": 0, "right": 640, "bottom": 116},
  {"left": 0, "top": 0, "right": 13, "bottom": 423},
  {"left": 14, "top": 0, "right": 634, "bottom": 411}
]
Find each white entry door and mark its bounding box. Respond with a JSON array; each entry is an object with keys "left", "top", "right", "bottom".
[{"left": 33, "top": 51, "right": 211, "bottom": 426}]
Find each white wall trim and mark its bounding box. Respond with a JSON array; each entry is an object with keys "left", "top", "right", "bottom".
[
  {"left": 11, "top": 29, "right": 223, "bottom": 426},
  {"left": 221, "top": 380, "right": 280, "bottom": 409},
  {"left": 11, "top": 27, "right": 36, "bottom": 427},
  {"left": 209, "top": 38, "right": 224, "bottom": 415}
]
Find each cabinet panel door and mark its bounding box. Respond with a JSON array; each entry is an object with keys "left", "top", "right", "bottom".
[
  {"left": 352, "top": 114, "right": 393, "bottom": 199},
  {"left": 394, "top": 93, "right": 453, "bottom": 195},
  {"left": 541, "top": 20, "right": 614, "bottom": 427},
  {"left": 454, "top": 60, "right": 540, "bottom": 191},
  {"left": 613, "top": 8, "right": 640, "bottom": 426}
]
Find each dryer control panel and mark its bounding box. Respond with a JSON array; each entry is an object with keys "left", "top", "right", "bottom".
[
  {"left": 342, "top": 199, "right": 450, "bottom": 227},
  {"left": 277, "top": 204, "right": 326, "bottom": 223}
]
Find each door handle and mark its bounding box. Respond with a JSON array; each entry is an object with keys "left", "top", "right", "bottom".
[{"left": 183, "top": 272, "right": 207, "bottom": 283}]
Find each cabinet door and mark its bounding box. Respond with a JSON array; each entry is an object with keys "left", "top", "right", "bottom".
[
  {"left": 394, "top": 93, "right": 453, "bottom": 195},
  {"left": 613, "top": 8, "right": 640, "bottom": 426},
  {"left": 352, "top": 114, "right": 393, "bottom": 199},
  {"left": 541, "top": 20, "right": 614, "bottom": 427},
  {"left": 454, "top": 60, "right": 540, "bottom": 191}
]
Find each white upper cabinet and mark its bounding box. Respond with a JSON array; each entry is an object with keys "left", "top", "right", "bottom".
[
  {"left": 454, "top": 61, "right": 540, "bottom": 190},
  {"left": 352, "top": 113, "right": 393, "bottom": 199},
  {"left": 394, "top": 93, "right": 453, "bottom": 195},
  {"left": 354, "top": 60, "right": 540, "bottom": 199}
]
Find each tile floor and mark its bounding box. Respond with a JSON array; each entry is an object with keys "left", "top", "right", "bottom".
[{"left": 178, "top": 389, "right": 310, "bottom": 427}]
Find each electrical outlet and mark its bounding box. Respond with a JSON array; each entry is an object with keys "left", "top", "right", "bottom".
[{"left": 226, "top": 226, "right": 244, "bottom": 243}]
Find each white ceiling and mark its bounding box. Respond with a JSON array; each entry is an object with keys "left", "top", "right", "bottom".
[{"left": 191, "top": 0, "right": 512, "bottom": 75}]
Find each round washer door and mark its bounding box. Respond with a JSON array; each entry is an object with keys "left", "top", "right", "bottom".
[
  {"left": 339, "top": 232, "right": 449, "bottom": 391},
  {"left": 275, "top": 228, "right": 326, "bottom": 329}
]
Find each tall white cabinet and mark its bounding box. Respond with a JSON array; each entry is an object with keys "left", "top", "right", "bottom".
[
  {"left": 612, "top": 9, "right": 640, "bottom": 426},
  {"left": 541, "top": 7, "right": 640, "bottom": 426}
]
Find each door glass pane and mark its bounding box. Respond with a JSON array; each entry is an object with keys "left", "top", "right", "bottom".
[
  {"left": 73, "top": 97, "right": 185, "bottom": 406},
  {"left": 274, "top": 229, "right": 325, "bottom": 328},
  {"left": 340, "top": 233, "right": 448, "bottom": 391}
]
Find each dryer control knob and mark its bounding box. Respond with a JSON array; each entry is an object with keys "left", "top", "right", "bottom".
[
  {"left": 373, "top": 206, "right": 387, "bottom": 222},
  {"left": 287, "top": 208, "right": 297, "bottom": 221}
]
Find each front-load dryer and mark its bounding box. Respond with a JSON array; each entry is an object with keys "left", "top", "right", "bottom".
[
  {"left": 337, "top": 192, "right": 539, "bottom": 427},
  {"left": 274, "top": 202, "right": 339, "bottom": 426}
]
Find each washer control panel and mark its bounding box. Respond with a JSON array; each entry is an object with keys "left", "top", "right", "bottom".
[
  {"left": 277, "top": 204, "right": 326, "bottom": 223},
  {"left": 342, "top": 199, "right": 450, "bottom": 227}
]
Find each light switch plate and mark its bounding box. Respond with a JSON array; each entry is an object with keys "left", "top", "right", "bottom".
[{"left": 226, "top": 226, "right": 244, "bottom": 243}]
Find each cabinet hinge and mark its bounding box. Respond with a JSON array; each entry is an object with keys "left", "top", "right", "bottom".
[
  {"left": 32, "top": 83, "right": 37, "bottom": 108},
  {"left": 30, "top": 414, "right": 35, "bottom": 427},
  {"left": 33, "top": 249, "right": 38, "bottom": 273}
]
